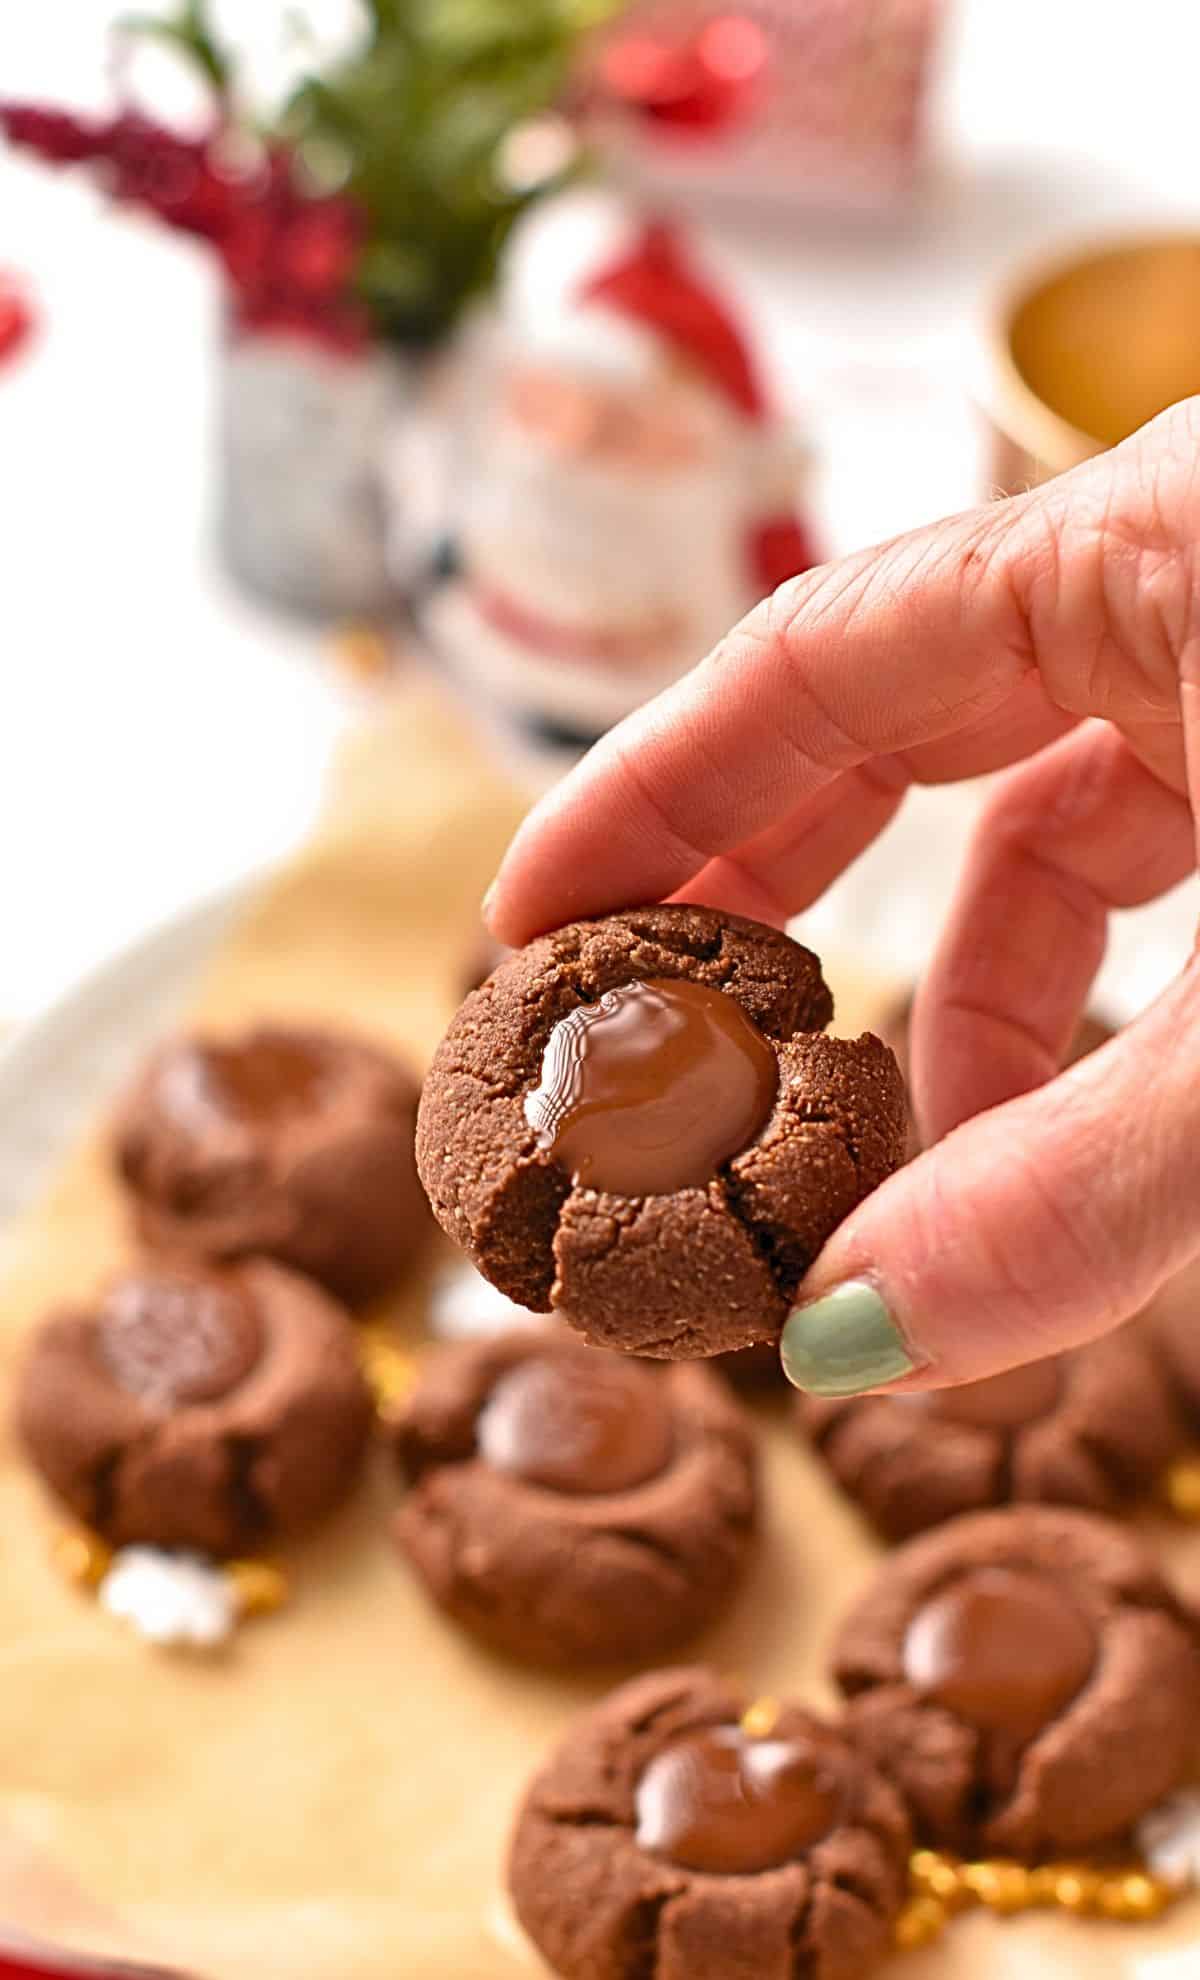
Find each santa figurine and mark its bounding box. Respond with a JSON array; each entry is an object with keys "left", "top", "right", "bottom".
[{"left": 425, "top": 220, "right": 819, "bottom": 748}]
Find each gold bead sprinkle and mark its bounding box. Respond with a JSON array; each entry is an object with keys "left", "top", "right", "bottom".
[
  {"left": 910, "top": 1848, "right": 968, "bottom": 1907},
  {"left": 893, "top": 1894, "right": 948, "bottom": 1950},
  {"left": 53, "top": 1528, "right": 112, "bottom": 1591},
  {"left": 1026, "top": 1864, "right": 1061, "bottom": 1905},
  {"left": 740, "top": 1696, "right": 781, "bottom": 1740},
  {"left": 331, "top": 621, "right": 392, "bottom": 686},
  {"left": 1051, "top": 1864, "right": 1103, "bottom": 1913},
  {"left": 359, "top": 1326, "right": 419, "bottom": 1419},
  {"left": 894, "top": 1848, "right": 1179, "bottom": 1949},
  {"left": 1162, "top": 1455, "right": 1200, "bottom": 1518},
  {"left": 962, "top": 1860, "right": 1032, "bottom": 1914},
  {"left": 226, "top": 1559, "right": 289, "bottom": 1620},
  {"left": 1096, "top": 1870, "right": 1173, "bottom": 1923}
]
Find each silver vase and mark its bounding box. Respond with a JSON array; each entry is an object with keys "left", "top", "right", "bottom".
[{"left": 217, "top": 327, "right": 418, "bottom": 619}]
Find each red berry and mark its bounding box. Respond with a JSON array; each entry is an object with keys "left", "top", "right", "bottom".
[
  {"left": 0, "top": 102, "right": 98, "bottom": 162},
  {"left": 276, "top": 205, "right": 360, "bottom": 297},
  {"left": 3, "top": 99, "right": 367, "bottom": 356},
  {"left": 0, "top": 278, "right": 33, "bottom": 365}
]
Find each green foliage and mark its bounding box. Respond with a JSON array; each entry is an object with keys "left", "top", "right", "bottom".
[
  {"left": 289, "top": 0, "right": 625, "bottom": 346},
  {"left": 128, "top": 0, "right": 626, "bottom": 347},
  {"left": 121, "top": 0, "right": 232, "bottom": 96}
]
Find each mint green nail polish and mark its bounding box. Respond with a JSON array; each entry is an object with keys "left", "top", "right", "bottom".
[{"left": 781, "top": 1280, "right": 917, "bottom": 1396}]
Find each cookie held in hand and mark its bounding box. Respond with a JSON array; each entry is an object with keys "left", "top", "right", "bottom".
[
  {"left": 801, "top": 1325, "right": 1183, "bottom": 1541},
  {"left": 508, "top": 1665, "right": 910, "bottom": 1980},
  {"left": 392, "top": 1331, "right": 757, "bottom": 1664},
  {"left": 114, "top": 1024, "right": 427, "bottom": 1306},
  {"left": 416, "top": 906, "right": 906, "bottom": 1357},
  {"left": 832, "top": 1505, "right": 1200, "bottom": 1859},
  {"left": 17, "top": 1259, "right": 372, "bottom": 1556}
]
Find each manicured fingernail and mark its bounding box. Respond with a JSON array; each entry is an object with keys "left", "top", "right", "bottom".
[{"left": 781, "top": 1279, "right": 918, "bottom": 1396}]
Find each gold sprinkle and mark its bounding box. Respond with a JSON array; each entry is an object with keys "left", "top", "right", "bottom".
[
  {"left": 1163, "top": 1455, "right": 1200, "bottom": 1518},
  {"left": 331, "top": 621, "right": 392, "bottom": 686},
  {"left": 740, "top": 1697, "right": 781, "bottom": 1739},
  {"left": 962, "top": 1861, "right": 1032, "bottom": 1914},
  {"left": 359, "top": 1327, "right": 419, "bottom": 1418},
  {"left": 226, "top": 1560, "right": 289, "bottom": 1619},
  {"left": 909, "top": 1849, "right": 967, "bottom": 1906},
  {"left": 894, "top": 1893, "right": 948, "bottom": 1950},
  {"left": 53, "top": 1528, "right": 112, "bottom": 1591},
  {"left": 1027, "top": 1864, "right": 1063, "bottom": 1905},
  {"left": 1052, "top": 1865, "right": 1103, "bottom": 1913},
  {"left": 1097, "top": 1871, "right": 1174, "bottom": 1922},
  {"left": 902, "top": 1848, "right": 1179, "bottom": 1936}
]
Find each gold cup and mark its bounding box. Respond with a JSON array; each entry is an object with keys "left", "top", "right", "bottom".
[{"left": 982, "top": 233, "right": 1200, "bottom": 494}]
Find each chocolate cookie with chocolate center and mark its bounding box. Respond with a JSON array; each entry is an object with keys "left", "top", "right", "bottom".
[
  {"left": 801, "top": 1324, "right": 1183, "bottom": 1540},
  {"left": 114, "top": 1024, "right": 427, "bottom": 1306},
  {"left": 508, "top": 1665, "right": 910, "bottom": 1980},
  {"left": 393, "top": 1331, "right": 757, "bottom": 1664},
  {"left": 16, "top": 1260, "right": 373, "bottom": 1555},
  {"left": 832, "top": 1506, "right": 1200, "bottom": 1858},
  {"left": 416, "top": 905, "right": 906, "bottom": 1357}
]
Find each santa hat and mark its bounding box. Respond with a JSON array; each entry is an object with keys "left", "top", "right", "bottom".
[
  {"left": 518, "top": 220, "right": 820, "bottom": 595},
  {"left": 579, "top": 222, "right": 820, "bottom": 589},
  {"left": 579, "top": 221, "right": 768, "bottom": 421}
]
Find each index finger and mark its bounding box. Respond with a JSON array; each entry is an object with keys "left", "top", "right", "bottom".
[{"left": 485, "top": 402, "right": 1198, "bottom": 943}]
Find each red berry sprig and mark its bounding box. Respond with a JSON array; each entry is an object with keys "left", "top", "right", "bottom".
[{"left": 1, "top": 102, "right": 368, "bottom": 352}]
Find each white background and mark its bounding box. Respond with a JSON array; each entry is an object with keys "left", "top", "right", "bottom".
[{"left": 2, "top": 0, "right": 1200, "bottom": 1020}]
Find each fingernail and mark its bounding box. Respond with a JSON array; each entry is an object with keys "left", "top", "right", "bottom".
[
  {"left": 481, "top": 881, "right": 498, "bottom": 926},
  {"left": 781, "top": 1279, "right": 918, "bottom": 1396}
]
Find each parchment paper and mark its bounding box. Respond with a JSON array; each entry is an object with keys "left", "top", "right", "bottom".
[{"left": 0, "top": 677, "right": 1196, "bottom": 1979}]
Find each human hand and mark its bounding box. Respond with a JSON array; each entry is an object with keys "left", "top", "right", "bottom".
[{"left": 484, "top": 400, "right": 1200, "bottom": 1396}]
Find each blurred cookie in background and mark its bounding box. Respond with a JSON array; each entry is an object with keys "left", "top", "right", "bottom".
[
  {"left": 392, "top": 1330, "right": 758, "bottom": 1664},
  {"left": 508, "top": 1664, "right": 911, "bottom": 1980},
  {"left": 833, "top": 1505, "right": 1200, "bottom": 1859},
  {"left": 17, "top": 1259, "right": 372, "bottom": 1556},
  {"left": 115, "top": 1023, "right": 427, "bottom": 1307},
  {"left": 800, "top": 1322, "right": 1183, "bottom": 1542}
]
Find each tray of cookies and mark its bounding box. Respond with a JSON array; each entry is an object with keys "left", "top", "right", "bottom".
[{"left": 0, "top": 679, "right": 1197, "bottom": 1980}]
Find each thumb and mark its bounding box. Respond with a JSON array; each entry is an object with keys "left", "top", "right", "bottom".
[{"left": 780, "top": 959, "right": 1200, "bottom": 1396}]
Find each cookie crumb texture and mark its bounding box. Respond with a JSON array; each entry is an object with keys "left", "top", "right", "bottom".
[
  {"left": 416, "top": 906, "right": 906, "bottom": 1356},
  {"left": 114, "top": 1024, "right": 428, "bottom": 1307},
  {"left": 833, "top": 1506, "right": 1200, "bottom": 1859},
  {"left": 508, "top": 1666, "right": 910, "bottom": 1980},
  {"left": 801, "top": 1323, "right": 1184, "bottom": 1540},
  {"left": 17, "top": 1259, "right": 372, "bottom": 1556},
  {"left": 393, "top": 1332, "right": 757, "bottom": 1664}
]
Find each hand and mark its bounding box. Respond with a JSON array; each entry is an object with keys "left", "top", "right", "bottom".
[{"left": 485, "top": 400, "right": 1200, "bottom": 1396}]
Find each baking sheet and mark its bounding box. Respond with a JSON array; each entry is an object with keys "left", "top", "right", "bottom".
[{"left": 0, "top": 677, "right": 1196, "bottom": 1978}]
